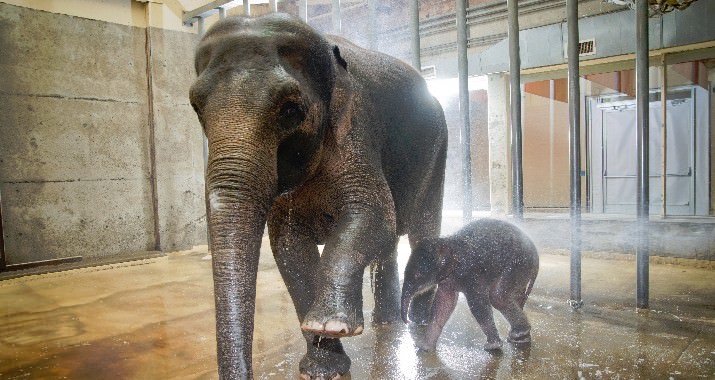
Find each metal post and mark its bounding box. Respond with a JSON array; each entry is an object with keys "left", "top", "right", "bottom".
[
  {"left": 145, "top": 4, "right": 161, "bottom": 252},
  {"left": 270, "top": 0, "right": 277, "bottom": 13},
  {"left": 243, "top": 0, "right": 250, "bottom": 16},
  {"left": 410, "top": 0, "right": 421, "bottom": 71},
  {"left": 197, "top": 17, "right": 211, "bottom": 251},
  {"left": 635, "top": 0, "right": 650, "bottom": 310},
  {"left": 507, "top": 0, "right": 523, "bottom": 220},
  {"left": 660, "top": 54, "right": 667, "bottom": 217},
  {"left": 218, "top": 6, "right": 226, "bottom": 18},
  {"left": 299, "top": 0, "right": 308, "bottom": 22},
  {"left": 457, "top": 0, "right": 472, "bottom": 223},
  {"left": 332, "top": 0, "right": 341, "bottom": 35},
  {"left": 0, "top": 190, "right": 6, "bottom": 272},
  {"left": 567, "top": 0, "right": 583, "bottom": 309},
  {"left": 368, "top": 0, "right": 377, "bottom": 50}
]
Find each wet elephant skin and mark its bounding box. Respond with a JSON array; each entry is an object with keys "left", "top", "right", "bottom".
[
  {"left": 401, "top": 218, "right": 539, "bottom": 352},
  {"left": 189, "top": 14, "right": 448, "bottom": 380}
]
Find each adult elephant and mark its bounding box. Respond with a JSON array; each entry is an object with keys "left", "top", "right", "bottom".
[{"left": 190, "top": 14, "right": 447, "bottom": 379}]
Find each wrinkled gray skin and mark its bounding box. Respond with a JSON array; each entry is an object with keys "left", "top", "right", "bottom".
[
  {"left": 401, "top": 219, "right": 539, "bottom": 352},
  {"left": 189, "top": 14, "right": 447, "bottom": 380}
]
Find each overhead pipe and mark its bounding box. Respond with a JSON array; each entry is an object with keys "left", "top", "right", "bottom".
[
  {"left": 457, "top": 0, "right": 472, "bottom": 223},
  {"left": 411, "top": 0, "right": 421, "bottom": 71},
  {"left": 567, "top": 0, "right": 583, "bottom": 309},
  {"left": 507, "top": 0, "right": 523, "bottom": 220},
  {"left": 635, "top": 0, "right": 650, "bottom": 310}
]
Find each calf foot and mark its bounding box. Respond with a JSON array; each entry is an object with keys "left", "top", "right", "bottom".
[
  {"left": 300, "top": 335, "right": 350, "bottom": 380},
  {"left": 507, "top": 328, "right": 531, "bottom": 344}
]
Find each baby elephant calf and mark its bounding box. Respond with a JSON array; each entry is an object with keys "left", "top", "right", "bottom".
[{"left": 401, "top": 218, "right": 539, "bottom": 351}]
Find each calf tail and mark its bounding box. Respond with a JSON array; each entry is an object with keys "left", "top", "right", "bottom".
[{"left": 521, "top": 256, "right": 539, "bottom": 309}]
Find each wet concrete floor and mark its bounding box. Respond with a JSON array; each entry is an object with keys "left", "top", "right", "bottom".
[{"left": 1, "top": 237, "right": 714, "bottom": 379}]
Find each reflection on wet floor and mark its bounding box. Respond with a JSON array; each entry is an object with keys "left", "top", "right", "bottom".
[{"left": 1, "top": 237, "right": 714, "bottom": 379}]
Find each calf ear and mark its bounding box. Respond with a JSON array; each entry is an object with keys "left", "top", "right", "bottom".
[
  {"left": 328, "top": 44, "right": 353, "bottom": 142},
  {"left": 436, "top": 243, "right": 455, "bottom": 282}
]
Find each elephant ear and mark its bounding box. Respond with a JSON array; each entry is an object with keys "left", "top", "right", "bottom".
[
  {"left": 328, "top": 44, "right": 353, "bottom": 142},
  {"left": 436, "top": 242, "right": 456, "bottom": 282}
]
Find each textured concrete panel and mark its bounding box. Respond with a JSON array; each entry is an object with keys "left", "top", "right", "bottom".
[
  {"left": 2, "top": 180, "right": 154, "bottom": 264},
  {"left": 0, "top": 96, "right": 150, "bottom": 182},
  {"left": 0, "top": 3, "right": 147, "bottom": 102},
  {"left": 149, "top": 27, "right": 200, "bottom": 104},
  {"left": 0, "top": 4, "right": 205, "bottom": 265},
  {"left": 150, "top": 28, "right": 207, "bottom": 251}
]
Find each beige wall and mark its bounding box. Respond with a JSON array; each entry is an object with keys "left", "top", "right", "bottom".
[{"left": 1, "top": 0, "right": 196, "bottom": 31}]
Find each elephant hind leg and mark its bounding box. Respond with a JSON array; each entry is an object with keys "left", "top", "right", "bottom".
[
  {"left": 405, "top": 137, "right": 447, "bottom": 325},
  {"left": 371, "top": 242, "right": 402, "bottom": 324}
]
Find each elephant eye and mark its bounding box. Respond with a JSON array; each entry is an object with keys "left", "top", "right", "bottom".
[{"left": 278, "top": 101, "right": 305, "bottom": 130}]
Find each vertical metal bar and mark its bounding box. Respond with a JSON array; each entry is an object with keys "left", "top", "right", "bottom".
[
  {"left": 507, "top": 0, "right": 523, "bottom": 220},
  {"left": 198, "top": 17, "right": 210, "bottom": 250},
  {"left": 660, "top": 54, "right": 667, "bottom": 217},
  {"left": 332, "top": 0, "right": 341, "bottom": 34},
  {"left": 457, "top": 0, "right": 472, "bottom": 223},
  {"left": 219, "top": 6, "right": 226, "bottom": 18},
  {"left": 0, "top": 190, "right": 6, "bottom": 271},
  {"left": 411, "top": 0, "right": 421, "bottom": 71},
  {"left": 299, "top": 0, "right": 308, "bottom": 22},
  {"left": 145, "top": 4, "right": 161, "bottom": 251},
  {"left": 270, "top": 0, "right": 277, "bottom": 13},
  {"left": 243, "top": 0, "right": 250, "bottom": 16},
  {"left": 368, "top": 0, "right": 377, "bottom": 50},
  {"left": 635, "top": 0, "right": 650, "bottom": 310},
  {"left": 567, "top": 0, "right": 583, "bottom": 309}
]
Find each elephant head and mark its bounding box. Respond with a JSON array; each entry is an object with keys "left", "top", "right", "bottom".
[
  {"left": 189, "top": 15, "right": 350, "bottom": 378},
  {"left": 400, "top": 238, "right": 454, "bottom": 324}
]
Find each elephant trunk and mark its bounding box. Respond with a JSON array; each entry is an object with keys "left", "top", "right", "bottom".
[
  {"left": 401, "top": 285, "right": 414, "bottom": 324},
  {"left": 206, "top": 146, "right": 276, "bottom": 379}
]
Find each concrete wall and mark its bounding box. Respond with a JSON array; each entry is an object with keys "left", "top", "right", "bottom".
[{"left": 0, "top": 3, "right": 205, "bottom": 264}]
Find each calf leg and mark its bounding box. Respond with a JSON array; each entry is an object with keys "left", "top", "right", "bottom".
[
  {"left": 464, "top": 291, "right": 502, "bottom": 351},
  {"left": 490, "top": 275, "right": 531, "bottom": 344}
]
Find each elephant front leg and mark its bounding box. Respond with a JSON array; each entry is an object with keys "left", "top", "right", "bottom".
[
  {"left": 301, "top": 200, "right": 397, "bottom": 338},
  {"left": 269, "top": 205, "right": 350, "bottom": 379}
]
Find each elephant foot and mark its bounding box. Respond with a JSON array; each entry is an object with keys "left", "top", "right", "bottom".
[
  {"left": 507, "top": 328, "right": 531, "bottom": 344},
  {"left": 299, "top": 336, "right": 351, "bottom": 380},
  {"left": 483, "top": 339, "right": 503, "bottom": 352},
  {"left": 301, "top": 311, "right": 364, "bottom": 337}
]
